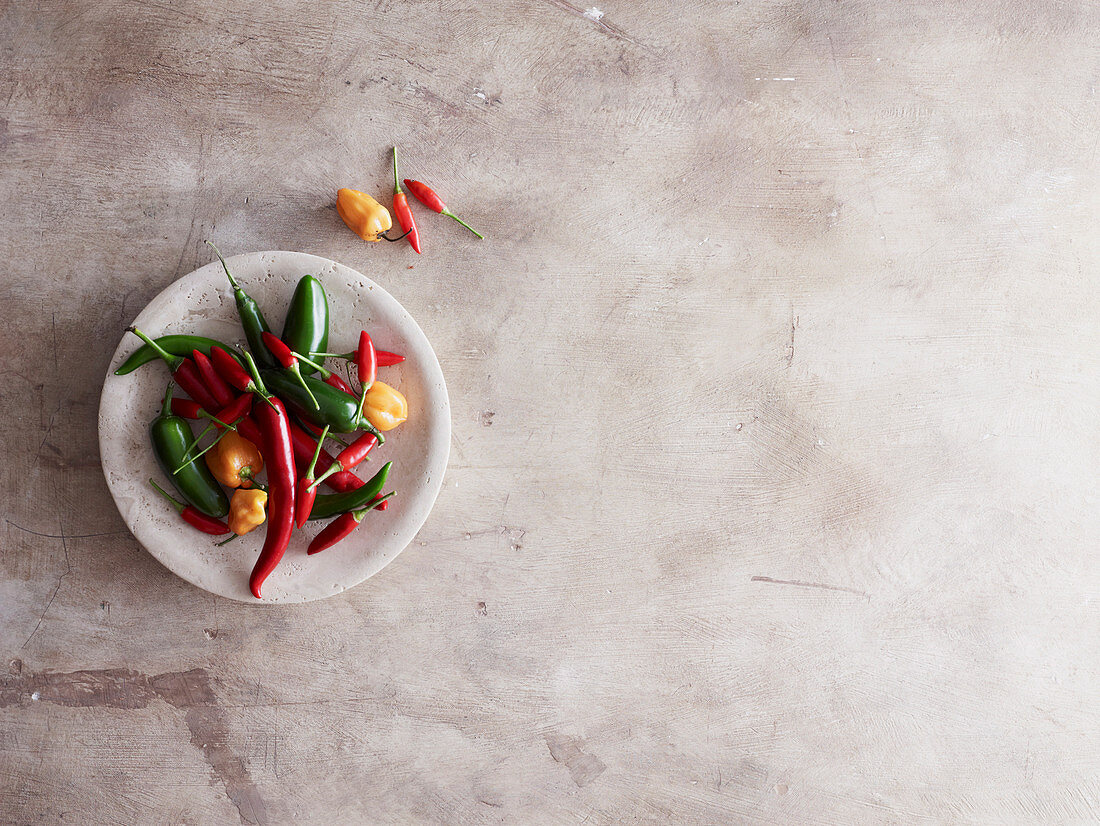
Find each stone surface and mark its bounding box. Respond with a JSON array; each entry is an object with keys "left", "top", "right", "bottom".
[{"left": 2, "top": 1, "right": 1098, "bottom": 823}]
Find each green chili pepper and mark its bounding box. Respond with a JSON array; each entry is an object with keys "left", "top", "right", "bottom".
[
  {"left": 114, "top": 335, "right": 241, "bottom": 376},
  {"left": 260, "top": 370, "right": 384, "bottom": 441},
  {"left": 309, "top": 462, "right": 391, "bottom": 520},
  {"left": 150, "top": 383, "right": 229, "bottom": 518},
  {"left": 281, "top": 275, "right": 329, "bottom": 374},
  {"left": 207, "top": 242, "right": 278, "bottom": 369}
]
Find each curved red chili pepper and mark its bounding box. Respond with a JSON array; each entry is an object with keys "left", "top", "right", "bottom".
[
  {"left": 174, "top": 359, "right": 220, "bottom": 411},
  {"left": 249, "top": 394, "right": 296, "bottom": 599},
  {"left": 210, "top": 346, "right": 254, "bottom": 393},
  {"left": 356, "top": 331, "right": 377, "bottom": 388},
  {"left": 150, "top": 479, "right": 230, "bottom": 535},
  {"left": 261, "top": 331, "right": 296, "bottom": 369},
  {"left": 307, "top": 494, "right": 392, "bottom": 555},
  {"left": 392, "top": 148, "right": 421, "bottom": 254},
  {"left": 324, "top": 373, "right": 354, "bottom": 394},
  {"left": 192, "top": 349, "right": 235, "bottom": 408},
  {"left": 171, "top": 398, "right": 205, "bottom": 419},
  {"left": 336, "top": 432, "right": 378, "bottom": 471},
  {"left": 403, "top": 179, "right": 483, "bottom": 239}
]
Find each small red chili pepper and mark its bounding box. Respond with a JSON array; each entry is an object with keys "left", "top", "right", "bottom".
[
  {"left": 310, "top": 349, "right": 405, "bottom": 366},
  {"left": 356, "top": 331, "right": 377, "bottom": 388},
  {"left": 127, "top": 328, "right": 221, "bottom": 410},
  {"left": 403, "top": 178, "right": 483, "bottom": 239},
  {"left": 171, "top": 398, "right": 205, "bottom": 419},
  {"left": 210, "top": 346, "right": 278, "bottom": 412},
  {"left": 324, "top": 373, "right": 354, "bottom": 394},
  {"left": 262, "top": 331, "right": 320, "bottom": 410},
  {"left": 242, "top": 353, "right": 297, "bottom": 600},
  {"left": 149, "top": 478, "right": 230, "bottom": 535},
  {"left": 295, "top": 425, "right": 329, "bottom": 528},
  {"left": 392, "top": 147, "right": 421, "bottom": 254},
  {"left": 307, "top": 493, "right": 394, "bottom": 555},
  {"left": 336, "top": 432, "right": 378, "bottom": 472},
  {"left": 192, "top": 349, "right": 235, "bottom": 408}
]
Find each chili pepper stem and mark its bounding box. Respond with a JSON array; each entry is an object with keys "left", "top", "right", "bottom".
[
  {"left": 178, "top": 415, "right": 239, "bottom": 462},
  {"left": 291, "top": 364, "right": 320, "bottom": 409},
  {"left": 149, "top": 478, "right": 186, "bottom": 514},
  {"left": 379, "top": 228, "right": 412, "bottom": 242},
  {"left": 442, "top": 209, "right": 484, "bottom": 239},
  {"left": 206, "top": 241, "right": 240, "bottom": 290},
  {"left": 291, "top": 351, "right": 331, "bottom": 377},
  {"left": 242, "top": 351, "right": 280, "bottom": 412},
  {"left": 129, "top": 327, "right": 183, "bottom": 370},
  {"left": 305, "top": 425, "right": 330, "bottom": 482},
  {"left": 173, "top": 416, "right": 246, "bottom": 474},
  {"left": 354, "top": 491, "right": 395, "bottom": 519},
  {"left": 160, "top": 382, "right": 175, "bottom": 417},
  {"left": 215, "top": 534, "right": 239, "bottom": 547},
  {"left": 308, "top": 461, "right": 342, "bottom": 492}
]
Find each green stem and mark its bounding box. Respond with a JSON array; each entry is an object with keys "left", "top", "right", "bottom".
[
  {"left": 352, "top": 490, "right": 395, "bottom": 519},
  {"left": 215, "top": 534, "right": 239, "bottom": 546},
  {"left": 292, "top": 351, "right": 332, "bottom": 377},
  {"left": 393, "top": 146, "right": 401, "bottom": 193},
  {"left": 291, "top": 364, "right": 320, "bottom": 409},
  {"left": 443, "top": 210, "right": 484, "bottom": 239},
  {"left": 242, "top": 351, "right": 279, "bottom": 412},
  {"left": 129, "top": 327, "right": 182, "bottom": 370},
  {"left": 160, "top": 382, "right": 175, "bottom": 418},
  {"left": 149, "top": 478, "right": 185, "bottom": 513},
  {"left": 173, "top": 416, "right": 245, "bottom": 474},
  {"left": 207, "top": 241, "right": 240, "bottom": 290},
  {"left": 353, "top": 385, "right": 368, "bottom": 431},
  {"left": 304, "top": 425, "right": 330, "bottom": 482}
]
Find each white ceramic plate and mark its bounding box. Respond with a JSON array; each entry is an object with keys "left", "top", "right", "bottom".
[{"left": 98, "top": 251, "right": 450, "bottom": 603}]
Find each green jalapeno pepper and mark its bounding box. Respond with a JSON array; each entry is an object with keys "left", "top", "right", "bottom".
[
  {"left": 150, "top": 383, "right": 229, "bottom": 518},
  {"left": 260, "top": 369, "right": 384, "bottom": 441},
  {"left": 281, "top": 275, "right": 329, "bottom": 374},
  {"left": 208, "top": 243, "right": 278, "bottom": 369},
  {"left": 114, "top": 334, "right": 240, "bottom": 376},
  {"left": 309, "top": 462, "right": 391, "bottom": 520}
]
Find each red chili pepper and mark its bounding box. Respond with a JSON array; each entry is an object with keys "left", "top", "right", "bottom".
[
  {"left": 295, "top": 425, "right": 328, "bottom": 528},
  {"left": 236, "top": 415, "right": 264, "bottom": 448},
  {"left": 287, "top": 421, "right": 363, "bottom": 492},
  {"left": 403, "top": 179, "right": 484, "bottom": 239},
  {"left": 214, "top": 394, "right": 253, "bottom": 431},
  {"left": 336, "top": 432, "right": 378, "bottom": 471},
  {"left": 262, "top": 332, "right": 319, "bottom": 409},
  {"left": 243, "top": 354, "right": 297, "bottom": 600},
  {"left": 324, "top": 373, "right": 354, "bottom": 394},
  {"left": 210, "top": 346, "right": 254, "bottom": 392},
  {"left": 392, "top": 147, "right": 421, "bottom": 254},
  {"left": 307, "top": 493, "right": 393, "bottom": 555},
  {"left": 356, "top": 331, "right": 377, "bottom": 388},
  {"left": 376, "top": 350, "right": 405, "bottom": 367},
  {"left": 149, "top": 478, "right": 230, "bottom": 535},
  {"left": 171, "top": 398, "right": 205, "bottom": 419},
  {"left": 173, "top": 359, "right": 220, "bottom": 411},
  {"left": 192, "top": 349, "right": 235, "bottom": 408}
]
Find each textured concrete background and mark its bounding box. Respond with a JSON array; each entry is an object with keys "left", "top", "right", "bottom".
[{"left": 2, "top": 1, "right": 1099, "bottom": 823}]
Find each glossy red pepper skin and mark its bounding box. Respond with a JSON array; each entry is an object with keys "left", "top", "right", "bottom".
[
  {"left": 324, "top": 373, "right": 354, "bottom": 394},
  {"left": 213, "top": 394, "right": 253, "bottom": 431},
  {"left": 236, "top": 416, "right": 264, "bottom": 448},
  {"left": 308, "top": 511, "right": 360, "bottom": 555},
  {"left": 192, "top": 349, "right": 235, "bottom": 408},
  {"left": 287, "top": 422, "right": 363, "bottom": 492},
  {"left": 356, "top": 331, "right": 377, "bottom": 388},
  {"left": 403, "top": 179, "right": 483, "bottom": 239},
  {"left": 174, "top": 359, "right": 220, "bottom": 411},
  {"left": 249, "top": 397, "right": 297, "bottom": 599},
  {"left": 393, "top": 190, "right": 421, "bottom": 254},
  {"left": 261, "top": 331, "right": 296, "bottom": 369},
  {"left": 336, "top": 432, "right": 377, "bottom": 471},
  {"left": 171, "top": 398, "right": 205, "bottom": 419},
  {"left": 210, "top": 346, "right": 255, "bottom": 393},
  {"left": 183, "top": 509, "right": 231, "bottom": 535},
  {"left": 376, "top": 350, "right": 405, "bottom": 367}
]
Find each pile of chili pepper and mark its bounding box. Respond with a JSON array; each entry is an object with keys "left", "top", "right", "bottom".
[
  {"left": 116, "top": 246, "right": 409, "bottom": 599},
  {"left": 335, "top": 146, "right": 483, "bottom": 254}
]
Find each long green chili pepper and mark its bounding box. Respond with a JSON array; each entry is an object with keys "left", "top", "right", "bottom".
[
  {"left": 114, "top": 334, "right": 240, "bottom": 376},
  {"left": 150, "top": 383, "right": 229, "bottom": 518},
  {"left": 207, "top": 242, "right": 278, "bottom": 369},
  {"left": 260, "top": 369, "right": 384, "bottom": 441},
  {"left": 281, "top": 274, "right": 329, "bottom": 374},
  {"left": 308, "top": 462, "right": 391, "bottom": 520}
]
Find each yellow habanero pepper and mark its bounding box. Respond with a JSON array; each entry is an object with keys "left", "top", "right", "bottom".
[
  {"left": 336, "top": 188, "right": 392, "bottom": 242},
  {"left": 361, "top": 380, "right": 408, "bottom": 431},
  {"left": 229, "top": 488, "right": 268, "bottom": 536},
  {"left": 205, "top": 431, "right": 264, "bottom": 489}
]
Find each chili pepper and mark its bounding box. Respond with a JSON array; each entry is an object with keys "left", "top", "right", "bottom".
[
  {"left": 262, "top": 331, "right": 319, "bottom": 409},
  {"left": 205, "top": 429, "right": 264, "bottom": 489},
  {"left": 308, "top": 461, "right": 391, "bottom": 520},
  {"left": 356, "top": 331, "right": 377, "bottom": 388},
  {"left": 243, "top": 353, "right": 297, "bottom": 599},
  {"left": 149, "top": 383, "right": 229, "bottom": 518},
  {"left": 281, "top": 275, "right": 329, "bottom": 373},
  {"left": 170, "top": 398, "right": 205, "bottom": 419},
  {"left": 359, "top": 380, "right": 408, "bottom": 432},
  {"left": 403, "top": 178, "right": 484, "bottom": 239},
  {"left": 295, "top": 425, "right": 329, "bottom": 528},
  {"left": 192, "top": 349, "right": 235, "bottom": 408},
  {"left": 312, "top": 349, "right": 406, "bottom": 367},
  {"left": 287, "top": 420, "right": 363, "bottom": 492},
  {"left": 260, "top": 369, "right": 385, "bottom": 440},
  {"left": 210, "top": 346, "right": 278, "bottom": 411},
  {"left": 207, "top": 242, "right": 278, "bottom": 369},
  {"left": 307, "top": 430, "right": 377, "bottom": 491},
  {"left": 336, "top": 188, "right": 393, "bottom": 242},
  {"left": 307, "top": 493, "right": 394, "bottom": 555},
  {"left": 324, "top": 372, "right": 354, "bottom": 394},
  {"left": 391, "top": 148, "right": 421, "bottom": 254},
  {"left": 228, "top": 488, "right": 268, "bottom": 536},
  {"left": 115, "top": 334, "right": 240, "bottom": 376},
  {"left": 149, "top": 479, "right": 230, "bottom": 535},
  {"left": 127, "top": 328, "right": 221, "bottom": 411}
]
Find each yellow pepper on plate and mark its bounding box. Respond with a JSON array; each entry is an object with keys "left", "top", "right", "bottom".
[
  {"left": 205, "top": 431, "right": 263, "bottom": 489},
  {"left": 228, "top": 488, "right": 268, "bottom": 536},
  {"left": 336, "top": 188, "right": 392, "bottom": 242},
  {"left": 360, "top": 380, "right": 408, "bottom": 432}
]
